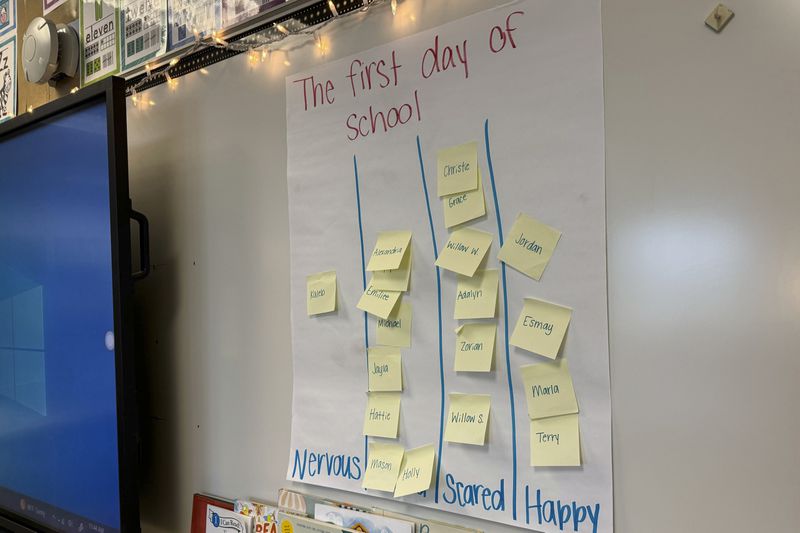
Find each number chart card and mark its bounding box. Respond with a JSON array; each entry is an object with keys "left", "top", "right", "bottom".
[
  {"left": 81, "top": 0, "right": 121, "bottom": 85},
  {"left": 121, "top": 0, "right": 167, "bottom": 71}
]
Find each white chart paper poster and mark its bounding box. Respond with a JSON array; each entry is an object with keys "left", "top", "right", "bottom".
[
  {"left": 285, "top": 2, "right": 611, "bottom": 532},
  {"left": 81, "top": 0, "right": 121, "bottom": 85},
  {"left": 121, "top": 0, "right": 167, "bottom": 70},
  {"left": 0, "top": 36, "right": 15, "bottom": 123}
]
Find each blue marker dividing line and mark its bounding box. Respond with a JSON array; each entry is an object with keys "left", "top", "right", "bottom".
[{"left": 353, "top": 155, "right": 370, "bottom": 467}]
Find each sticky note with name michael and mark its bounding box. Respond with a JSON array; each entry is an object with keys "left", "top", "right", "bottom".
[
  {"left": 498, "top": 213, "right": 561, "bottom": 281},
  {"left": 376, "top": 300, "right": 412, "bottom": 348},
  {"left": 443, "top": 169, "right": 486, "bottom": 228},
  {"left": 530, "top": 413, "right": 581, "bottom": 467},
  {"left": 357, "top": 285, "right": 402, "bottom": 319},
  {"left": 362, "top": 442, "right": 405, "bottom": 492},
  {"left": 363, "top": 392, "right": 401, "bottom": 438},
  {"left": 367, "top": 230, "right": 412, "bottom": 272},
  {"left": 368, "top": 347, "right": 402, "bottom": 392},
  {"left": 454, "top": 323, "right": 496, "bottom": 372},
  {"left": 306, "top": 271, "right": 337, "bottom": 316},
  {"left": 437, "top": 142, "right": 478, "bottom": 197},
  {"left": 370, "top": 249, "right": 412, "bottom": 292},
  {"left": 454, "top": 269, "right": 499, "bottom": 319},
  {"left": 510, "top": 298, "right": 572, "bottom": 359},
  {"left": 521, "top": 359, "right": 578, "bottom": 419},
  {"left": 435, "top": 228, "right": 493, "bottom": 277},
  {"left": 444, "top": 393, "right": 491, "bottom": 446},
  {"left": 394, "top": 444, "right": 436, "bottom": 497}
]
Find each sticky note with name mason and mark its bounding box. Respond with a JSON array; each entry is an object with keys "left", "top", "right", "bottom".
[
  {"left": 394, "top": 444, "right": 436, "bottom": 497},
  {"left": 376, "top": 300, "right": 412, "bottom": 348},
  {"left": 442, "top": 169, "right": 486, "bottom": 228},
  {"left": 510, "top": 298, "right": 572, "bottom": 359},
  {"left": 363, "top": 392, "right": 401, "bottom": 438},
  {"left": 370, "top": 249, "right": 412, "bottom": 292},
  {"left": 521, "top": 359, "right": 578, "bottom": 419},
  {"left": 357, "top": 285, "right": 402, "bottom": 320},
  {"left": 368, "top": 347, "right": 402, "bottom": 392},
  {"left": 306, "top": 271, "right": 337, "bottom": 316},
  {"left": 437, "top": 142, "right": 478, "bottom": 197},
  {"left": 454, "top": 269, "right": 499, "bottom": 319},
  {"left": 362, "top": 442, "right": 405, "bottom": 492},
  {"left": 367, "top": 230, "right": 412, "bottom": 272},
  {"left": 530, "top": 413, "right": 581, "bottom": 467},
  {"left": 444, "top": 393, "right": 491, "bottom": 446},
  {"left": 498, "top": 213, "right": 562, "bottom": 281},
  {"left": 454, "top": 323, "right": 496, "bottom": 372},
  {"left": 435, "top": 228, "right": 493, "bottom": 277}
]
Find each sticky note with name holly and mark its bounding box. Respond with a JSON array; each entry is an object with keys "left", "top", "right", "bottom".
[
  {"left": 306, "top": 271, "right": 337, "bottom": 316},
  {"left": 437, "top": 142, "right": 478, "bottom": 197},
  {"left": 376, "top": 300, "right": 412, "bottom": 348},
  {"left": 370, "top": 249, "right": 412, "bottom": 292},
  {"left": 357, "top": 285, "right": 402, "bottom": 319},
  {"left": 521, "top": 359, "right": 578, "bottom": 419},
  {"left": 454, "top": 323, "right": 496, "bottom": 372},
  {"left": 363, "top": 392, "right": 401, "bottom": 438},
  {"left": 442, "top": 169, "right": 486, "bottom": 228},
  {"left": 368, "top": 347, "right": 402, "bottom": 392},
  {"left": 444, "top": 393, "right": 491, "bottom": 446},
  {"left": 367, "top": 230, "right": 412, "bottom": 272},
  {"left": 530, "top": 413, "right": 581, "bottom": 467},
  {"left": 498, "top": 213, "right": 561, "bottom": 281},
  {"left": 510, "top": 297, "right": 572, "bottom": 359},
  {"left": 394, "top": 444, "right": 436, "bottom": 497},
  {"left": 454, "top": 269, "right": 499, "bottom": 319},
  {"left": 435, "top": 228, "right": 493, "bottom": 277},
  {"left": 362, "top": 442, "right": 405, "bottom": 492}
]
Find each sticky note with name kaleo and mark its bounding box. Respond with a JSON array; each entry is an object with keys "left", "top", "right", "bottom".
[
  {"left": 498, "top": 213, "right": 562, "bottom": 281},
  {"left": 363, "top": 391, "right": 401, "bottom": 438},
  {"left": 370, "top": 249, "right": 412, "bottom": 292},
  {"left": 357, "top": 285, "right": 402, "bottom": 320},
  {"left": 367, "top": 230, "right": 412, "bottom": 272},
  {"left": 454, "top": 269, "right": 499, "bottom": 319},
  {"left": 376, "top": 300, "right": 412, "bottom": 348},
  {"left": 510, "top": 298, "right": 572, "bottom": 359},
  {"left": 521, "top": 359, "right": 578, "bottom": 419},
  {"left": 306, "top": 271, "right": 337, "bottom": 316},
  {"left": 394, "top": 444, "right": 436, "bottom": 497},
  {"left": 435, "top": 228, "right": 493, "bottom": 277},
  {"left": 362, "top": 442, "right": 405, "bottom": 492},
  {"left": 437, "top": 142, "right": 479, "bottom": 197},
  {"left": 530, "top": 413, "right": 581, "bottom": 467},
  {"left": 442, "top": 169, "right": 486, "bottom": 228},
  {"left": 454, "top": 323, "right": 496, "bottom": 372},
  {"left": 444, "top": 393, "right": 491, "bottom": 446},
  {"left": 368, "top": 347, "right": 402, "bottom": 392}
]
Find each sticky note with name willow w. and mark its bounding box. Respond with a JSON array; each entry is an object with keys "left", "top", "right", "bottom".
[
  {"left": 510, "top": 298, "right": 572, "bottom": 359},
  {"left": 435, "top": 228, "right": 493, "bottom": 277}
]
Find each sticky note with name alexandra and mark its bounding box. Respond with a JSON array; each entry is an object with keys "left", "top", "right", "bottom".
[
  {"left": 306, "top": 271, "right": 337, "bottom": 316},
  {"left": 435, "top": 228, "right": 493, "bottom": 277},
  {"left": 454, "top": 269, "right": 499, "bottom": 319},
  {"left": 376, "top": 300, "right": 412, "bottom": 348},
  {"left": 368, "top": 347, "right": 402, "bottom": 392},
  {"left": 357, "top": 285, "right": 402, "bottom": 320},
  {"left": 521, "top": 359, "right": 578, "bottom": 419},
  {"left": 444, "top": 393, "right": 491, "bottom": 446},
  {"left": 394, "top": 444, "right": 436, "bottom": 497},
  {"left": 370, "top": 249, "right": 412, "bottom": 292},
  {"left": 530, "top": 413, "right": 581, "bottom": 467},
  {"left": 442, "top": 169, "right": 486, "bottom": 228},
  {"left": 362, "top": 442, "right": 405, "bottom": 492},
  {"left": 367, "top": 231, "right": 412, "bottom": 272},
  {"left": 498, "top": 213, "right": 562, "bottom": 281},
  {"left": 510, "top": 298, "right": 572, "bottom": 359},
  {"left": 437, "top": 142, "right": 478, "bottom": 197},
  {"left": 363, "top": 392, "right": 401, "bottom": 438},
  {"left": 454, "top": 323, "right": 496, "bottom": 372}
]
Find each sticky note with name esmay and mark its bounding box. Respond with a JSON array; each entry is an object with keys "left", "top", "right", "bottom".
[
  {"left": 363, "top": 392, "right": 401, "bottom": 438},
  {"left": 362, "top": 442, "right": 405, "bottom": 492},
  {"left": 498, "top": 213, "right": 561, "bottom": 281},
  {"left": 510, "top": 298, "right": 572, "bottom": 359},
  {"left": 306, "top": 271, "right": 337, "bottom": 316},
  {"left": 521, "top": 359, "right": 578, "bottom": 419},
  {"left": 367, "top": 230, "right": 412, "bottom": 271},
  {"left": 437, "top": 142, "right": 479, "bottom": 197},
  {"left": 435, "top": 228, "right": 493, "bottom": 277}
]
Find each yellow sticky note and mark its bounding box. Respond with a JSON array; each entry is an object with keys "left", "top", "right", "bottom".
[
  {"left": 437, "top": 142, "right": 478, "bottom": 197},
  {"left": 376, "top": 301, "right": 412, "bottom": 348},
  {"left": 510, "top": 298, "right": 572, "bottom": 359},
  {"left": 362, "top": 442, "right": 405, "bottom": 492},
  {"left": 442, "top": 169, "right": 486, "bottom": 228},
  {"left": 306, "top": 271, "right": 337, "bottom": 316},
  {"left": 444, "top": 393, "right": 491, "bottom": 446},
  {"left": 394, "top": 444, "right": 436, "bottom": 497},
  {"left": 454, "top": 269, "right": 499, "bottom": 319},
  {"left": 498, "top": 214, "right": 562, "bottom": 281},
  {"left": 521, "top": 359, "right": 578, "bottom": 419},
  {"left": 435, "top": 228, "right": 493, "bottom": 277},
  {"left": 370, "top": 249, "right": 412, "bottom": 292},
  {"left": 530, "top": 413, "right": 581, "bottom": 467},
  {"left": 357, "top": 285, "right": 402, "bottom": 319},
  {"left": 367, "top": 231, "right": 412, "bottom": 272},
  {"left": 363, "top": 392, "right": 401, "bottom": 438},
  {"left": 368, "top": 347, "right": 402, "bottom": 392},
  {"left": 454, "top": 323, "right": 496, "bottom": 372}
]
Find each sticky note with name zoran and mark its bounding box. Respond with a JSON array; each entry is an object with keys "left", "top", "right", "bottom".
[
  {"left": 357, "top": 285, "right": 402, "bottom": 319},
  {"left": 521, "top": 359, "right": 578, "bottom": 419},
  {"left": 437, "top": 142, "right": 479, "bottom": 197},
  {"left": 376, "top": 300, "right": 412, "bottom": 348},
  {"left": 368, "top": 347, "right": 402, "bottom": 392},
  {"left": 363, "top": 392, "right": 401, "bottom": 438},
  {"left": 306, "top": 271, "right": 337, "bottom": 316},
  {"left": 530, "top": 413, "right": 581, "bottom": 467},
  {"left": 435, "top": 228, "right": 493, "bottom": 277},
  {"left": 442, "top": 169, "right": 486, "bottom": 228},
  {"left": 454, "top": 323, "right": 496, "bottom": 372},
  {"left": 454, "top": 269, "right": 499, "bottom": 319},
  {"left": 367, "top": 230, "right": 412, "bottom": 272},
  {"left": 444, "top": 393, "right": 491, "bottom": 446},
  {"left": 394, "top": 444, "right": 436, "bottom": 497},
  {"left": 370, "top": 249, "right": 412, "bottom": 292},
  {"left": 362, "top": 442, "right": 405, "bottom": 492},
  {"left": 510, "top": 298, "right": 572, "bottom": 359},
  {"left": 498, "top": 213, "right": 562, "bottom": 281}
]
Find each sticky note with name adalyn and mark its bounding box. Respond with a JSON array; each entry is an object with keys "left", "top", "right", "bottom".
[
  {"left": 510, "top": 298, "right": 572, "bottom": 359},
  {"left": 370, "top": 249, "right": 412, "bottom": 292},
  {"left": 368, "top": 347, "right": 402, "bottom": 392},
  {"left": 454, "top": 323, "right": 496, "bottom": 372},
  {"left": 530, "top": 413, "right": 581, "bottom": 467},
  {"left": 442, "top": 169, "right": 486, "bottom": 228},
  {"left": 363, "top": 392, "right": 401, "bottom": 438},
  {"left": 362, "top": 441, "right": 405, "bottom": 492},
  {"left": 376, "top": 300, "right": 411, "bottom": 348},
  {"left": 435, "top": 228, "right": 493, "bottom": 277},
  {"left": 444, "top": 393, "right": 491, "bottom": 446},
  {"left": 454, "top": 269, "right": 499, "bottom": 319},
  {"left": 521, "top": 359, "right": 578, "bottom": 420},
  {"left": 498, "top": 213, "right": 561, "bottom": 281},
  {"left": 394, "top": 444, "right": 436, "bottom": 497},
  {"left": 357, "top": 285, "right": 402, "bottom": 320},
  {"left": 367, "top": 230, "right": 412, "bottom": 272},
  {"left": 306, "top": 271, "right": 337, "bottom": 316},
  {"left": 437, "top": 142, "right": 478, "bottom": 197}
]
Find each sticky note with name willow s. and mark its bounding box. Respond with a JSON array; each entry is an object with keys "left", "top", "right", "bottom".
[
  {"left": 444, "top": 393, "right": 491, "bottom": 446},
  {"left": 497, "top": 213, "right": 561, "bottom": 281},
  {"left": 454, "top": 269, "right": 499, "bottom": 319},
  {"left": 376, "top": 300, "right": 412, "bottom": 348},
  {"left": 357, "top": 285, "right": 402, "bottom": 320},
  {"left": 306, "top": 271, "right": 337, "bottom": 316},
  {"left": 510, "top": 298, "right": 572, "bottom": 359},
  {"left": 367, "top": 230, "right": 412, "bottom": 272},
  {"left": 368, "top": 347, "right": 402, "bottom": 392},
  {"left": 394, "top": 444, "right": 436, "bottom": 497},
  {"left": 437, "top": 142, "right": 478, "bottom": 197},
  {"left": 442, "top": 169, "right": 486, "bottom": 228},
  {"left": 521, "top": 359, "right": 578, "bottom": 419},
  {"left": 530, "top": 413, "right": 581, "bottom": 467},
  {"left": 370, "top": 249, "right": 412, "bottom": 292},
  {"left": 362, "top": 442, "right": 405, "bottom": 492},
  {"left": 363, "top": 392, "right": 401, "bottom": 438},
  {"left": 435, "top": 228, "right": 493, "bottom": 277},
  {"left": 454, "top": 323, "right": 496, "bottom": 372}
]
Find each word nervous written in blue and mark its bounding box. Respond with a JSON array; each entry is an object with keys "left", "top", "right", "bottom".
[{"left": 291, "top": 448, "right": 362, "bottom": 481}]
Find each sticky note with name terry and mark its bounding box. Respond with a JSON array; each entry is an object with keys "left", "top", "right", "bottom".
[
  {"left": 530, "top": 413, "right": 581, "bottom": 467},
  {"left": 367, "top": 230, "right": 412, "bottom": 272},
  {"left": 442, "top": 169, "right": 486, "bottom": 228},
  {"left": 362, "top": 442, "right": 405, "bottom": 492},
  {"left": 357, "top": 285, "right": 402, "bottom": 320},
  {"left": 510, "top": 298, "right": 572, "bottom": 359},
  {"left": 521, "top": 359, "right": 578, "bottom": 419},
  {"left": 444, "top": 393, "right": 491, "bottom": 446},
  {"left": 370, "top": 249, "right": 412, "bottom": 292},
  {"left": 454, "top": 269, "right": 499, "bottom": 319},
  {"left": 363, "top": 392, "right": 401, "bottom": 438},
  {"left": 376, "top": 300, "right": 412, "bottom": 348},
  {"left": 435, "top": 228, "right": 493, "bottom": 277},
  {"left": 368, "top": 347, "right": 402, "bottom": 392},
  {"left": 437, "top": 142, "right": 478, "bottom": 197},
  {"left": 306, "top": 271, "right": 337, "bottom": 316},
  {"left": 394, "top": 444, "right": 436, "bottom": 497},
  {"left": 498, "top": 213, "right": 561, "bottom": 281},
  {"left": 454, "top": 323, "right": 496, "bottom": 372}
]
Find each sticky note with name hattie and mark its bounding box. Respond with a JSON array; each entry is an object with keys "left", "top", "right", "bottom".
[
  {"left": 367, "top": 231, "right": 412, "bottom": 272},
  {"left": 530, "top": 413, "right": 581, "bottom": 467},
  {"left": 306, "top": 271, "right": 337, "bottom": 316},
  {"left": 394, "top": 444, "right": 436, "bottom": 497},
  {"left": 363, "top": 392, "right": 401, "bottom": 438},
  {"left": 444, "top": 393, "right": 491, "bottom": 446},
  {"left": 362, "top": 442, "right": 405, "bottom": 492},
  {"left": 376, "top": 300, "right": 412, "bottom": 348},
  {"left": 370, "top": 249, "right": 412, "bottom": 292},
  {"left": 510, "top": 298, "right": 572, "bottom": 359},
  {"left": 435, "top": 228, "right": 493, "bottom": 277},
  {"left": 368, "top": 347, "right": 402, "bottom": 392},
  {"left": 442, "top": 169, "right": 486, "bottom": 228},
  {"left": 521, "top": 359, "right": 578, "bottom": 419},
  {"left": 357, "top": 285, "right": 402, "bottom": 319},
  {"left": 437, "top": 142, "right": 478, "bottom": 197},
  {"left": 454, "top": 269, "right": 499, "bottom": 319},
  {"left": 498, "top": 213, "right": 561, "bottom": 281},
  {"left": 454, "top": 323, "right": 496, "bottom": 372}
]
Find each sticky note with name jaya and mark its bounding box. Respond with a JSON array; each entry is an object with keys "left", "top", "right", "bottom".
[
  {"left": 376, "top": 300, "right": 412, "bottom": 348},
  {"left": 444, "top": 393, "right": 491, "bottom": 446},
  {"left": 362, "top": 442, "right": 405, "bottom": 492},
  {"left": 435, "top": 228, "right": 493, "bottom": 277},
  {"left": 442, "top": 169, "right": 486, "bottom": 228},
  {"left": 454, "top": 269, "right": 499, "bottom": 319},
  {"left": 498, "top": 213, "right": 562, "bottom": 281},
  {"left": 530, "top": 413, "right": 581, "bottom": 467},
  {"left": 437, "top": 142, "right": 479, "bottom": 197},
  {"left": 357, "top": 285, "right": 402, "bottom": 320},
  {"left": 363, "top": 392, "right": 401, "bottom": 438},
  {"left": 367, "top": 230, "right": 412, "bottom": 272},
  {"left": 306, "top": 271, "right": 337, "bottom": 316},
  {"left": 510, "top": 298, "right": 572, "bottom": 359},
  {"left": 394, "top": 444, "right": 436, "bottom": 497},
  {"left": 454, "top": 323, "right": 496, "bottom": 372},
  {"left": 521, "top": 359, "right": 578, "bottom": 419},
  {"left": 368, "top": 347, "right": 402, "bottom": 392},
  {"left": 370, "top": 249, "right": 412, "bottom": 292}
]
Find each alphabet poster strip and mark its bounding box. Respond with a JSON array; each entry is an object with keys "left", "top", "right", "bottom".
[{"left": 0, "top": 36, "right": 15, "bottom": 123}]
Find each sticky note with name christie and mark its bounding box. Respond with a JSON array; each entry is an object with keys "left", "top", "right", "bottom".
[
  {"left": 454, "top": 269, "right": 499, "bottom": 319},
  {"left": 435, "top": 228, "right": 493, "bottom": 277},
  {"left": 444, "top": 393, "right": 491, "bottom": 446},
  {"left": 306, "top": 271, "right": 337, "bottom": 316},
  {"left": 367, "top": 230, "right": 412, "bottom": 271},
  {"left": 394, "top": 444, "right": 436, "bottom": 497},
  {"left": 530, "top": 413, "right": 581, "bottom": 467},
  {"left": 521, "top": 359, "right": 578, "bottom": 419},
  {"left": 498, "top": 213, "right": 562, "bottom": 281},
  {"left": 362, "top": 442, "right": 405, "bottom": 492},
  {"left": 363, "top": 392, "right": 401, "bottom": 438},
  {"left": 442, "top": 169, "right": 486, "bottom": 228},
  {"left": 437, "top": 142, "right": 479, "bottom": 197},
  {"left": 510, "top": 298, "right": 572, "bottom": 359},
  {"left": 376, "top": 300, "right": 412, "bottom": 348},
  {"left": 357, "top": 285, "right": 402, "bottom": 319},
  {"left": 368, "top": 347, "right": 402, "bottom": 392},
  {"left": 370, "top": 249, "right": 412, "bottom": 292},
  {"left": 454, "top": 323, "right": 496, "bottom": 372}
]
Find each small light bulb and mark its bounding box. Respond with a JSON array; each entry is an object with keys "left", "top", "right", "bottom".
[
  {"left": 328, "top": 0, "right": 338, "bottom": 17},
  {"left": 199, "top": 68, "right": 209, "bottom": 75},
  {"left": 27, "top": 105, "right": 33, "bottom": 113},
  {"left": 70, "top": 87, "right": 79, "bottom": 94},
  {"left": 391, "top": 0, "right": 397, "bottom": 16},
  {"left": 275, "top": 22, "right": 289, "bottom": 35},
  {"left": 169, "top": 57, "right": 180, "bottom": 67}
]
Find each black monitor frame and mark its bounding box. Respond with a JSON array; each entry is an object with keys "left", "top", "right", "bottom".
[{"left": 0, "top": 78, "right": 140, "bottom": 533}]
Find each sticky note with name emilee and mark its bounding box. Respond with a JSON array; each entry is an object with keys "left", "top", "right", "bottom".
[
  {"left": 362, "top": 442, "right": 405, "bottom": 492},
  {"left": 376, "top": 300, "right": 412, "bottom": 348},
  {"left": 443, "top": 169, "right": 486, "bottom": 228},
  {"left": 368, "top": 347, "right": 402, "bottom": 392},
  {"left": 363, "top": 392, "right": 401, "bottom": 438},
  {"left": 454, "top": 269, "right": 499, "bottom": 319},
  {"left": 357, "top": 285, "right": 402, "bottom": 320},
  {"left": 435, "top": 228, "right": 493, "bottom": 277},
  {"left": 370, "top": 249, "right": 412, "bottom": 292},
  {"left": 454, "top": 323, "right": 496, "bottom": 372},
  {"left": 521, "top": 359, "right": 578, "bottom": 419},
  {"left": 498, "top": 213, "right": 561, "bottom": 281},
  {"left": 444, "top": 393, "right": 491, "bottom": 446},
  {"left": 510, "top": 298, "right": 572, "bottom": 359},
  {"left": 306, "top": 271, "right": 337, "bottom": 316},
  {"left": 394, "top": 444, "right": 436, "bottom": 497},
  {"left": 437, "top": 142, "right": 478, "bottom": 197},
  {"left": 367, "top": 230, "right": 412, "bottom": 272},
  {"left": 530, "top": 413, "right": 581, "bottom": 467}
]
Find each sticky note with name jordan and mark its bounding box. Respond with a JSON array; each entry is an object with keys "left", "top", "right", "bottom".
[
  {"left": 435, "top": 228, "right": 493, "bottom": 277},
  {"left": 357, "top": 285, "right": 402, "bottom": 320},
  {"left": 368, "top": 347, "right": 402, "bottom": 392},
  {"left": 437, "top": 142, "right": 478, "bottom": 197},
  {"left": 394, "top": 444, "right": 436, "bottom": 497},
  {"left": 510, "top": 298, "right": 572, "bottom": 359},
  {"left": 442, "top": 169, "right": 486, "bottom": 228},
  {"left": 454, "top": 269, "right": 499, "bottom": 319},
  {"left": 454, "top": 323, "right": 496, "bottom": 372},
  {"left": 306, "top": 271, "right": 337, "bottom": 316},
  {"left": 367, "top": 230, "right": 412, "bottom": 272},
  {"left": 376, "top": 300, "right": 412, "bottom": 348},
  {"left": 362, "top": 442, "right": 405, "bottom": 492},
  {"left": 370, "top": 249, "right": 412, "bottom": 292},
  {"left": 363, "top": 392, "right": 401, "bottom": 438},
  {"left": 444, "top": 393, "right": 491, "bottom": 446},
  {"left": 521, "top": 359, "right": 578, "bottom": 419},
  {"left": 530, "top": 413, "right": 581, "bottom": 467},
  {"left": 498, "top": 213, "right": 561, "bottom": 281}
]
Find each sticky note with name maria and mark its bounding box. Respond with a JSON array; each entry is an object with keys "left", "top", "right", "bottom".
[
  {"left": 442, "top": 169, "right": 486, "bottom": 228},
  {"left": 394, "top": 444, "right": 436, "bottom": 497},
  {"left": 530, "top": 413, "right": 581, "bottom": 467},
  {"left": 306, "top": 271, "right": 337, "bottom": 316},
  {"left": 510, "top": 298, "right": 572, "bottom": 359},
  {"left": 370, "top": 249, "right": 412, "bottom": 292},
  {"left": 437, "top": 142, "right": 479, "bottom": 197},
  {"left": 435, "top": 228, "right": 493, "bottom": 277},
  {"left": 363, "top": 392, "right": 401, "bottom": 438},
  {"left": 376, "top": 300, "right": 412, "bottom": 348},
  {"left": 454, "top": 323, "right": 496, "bottom": 372},
  {"left": 362, "top": 442, "right": 405, "bottom": 492},
  {"left": 367, "top": 230, "right": 412, "bottom": 272},
  {"left": 444, "top": 393, "right": 491, "bottom": 446},
  {"left": 368, "top": 347, "right": 402, "bottom": 392},
  {"left": 498, "top": 213, "right": 562, "bottom": 281},
  {"left": 357, "top": 285, "right": 402, "bottom": 319},
  {"left": 521, "top": 359, "right": 578, "bottom": 419},
  {"left": 454, "top": 269, "right": 499, "bottom": 319}
]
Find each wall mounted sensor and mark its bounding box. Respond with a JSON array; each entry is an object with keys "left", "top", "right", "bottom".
[{"left": 22, "top": 17, "right": 80, "bottom": 85}]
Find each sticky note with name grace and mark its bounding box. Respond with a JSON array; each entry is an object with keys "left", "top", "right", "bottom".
[
  {"left": 521, "top": 359, "right": 578, "bottom": 420},
  {"left": 362, "top": 442, "right": 405, "bottom": 492},
  {"left": 497, "top": 213, "right": 561, "bottom": 281},
  {"left": 437, "top": 141, "right": 479, "bottom": 197},
  {"left": 454, "top": 323, "right": 496, "bottom": 372},
  {"left": 376, "top": 300, "right": 412, "bottom": 348},
  {"left": 435, "top": 228, "right": 493, "bottom": 277},
  {"left": 394, "top": 444, "right": 436, "bottom": 497},
  {"left": 357, "top": 285, "right": 402, "bottom": 320},
  {"left": 454, "top": 269, "right": 499, "bottom": 319},
  {"left": 363, "top": 391, "right": 401, "bottom": 438},
  {"left": 510, "top": 298, "right": 572, "bottom": 359},
  {"left": 368, "top": 347, "right": 402, "bottom": 392},
  {"left": 444, "top": 393, "right": 491, "bottom": 446},
  {"left": 367, "top": 230, "right": 412, "bottom": 271},
  {"left": 306, "top": 271, "right": 337, "bottom": 316},
  {"left": 370, "top": 248, "right": 412, "bottom": 292},
  {"left": 442, "top": 169, "right": 486, "bottom": 228},
  {"left": 530, "top": 413, "right": 581, "bottom": 467}
]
